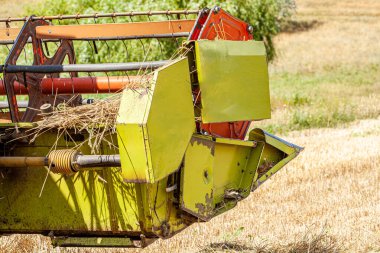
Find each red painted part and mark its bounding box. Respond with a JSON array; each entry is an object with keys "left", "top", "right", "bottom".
[
  {"left": 190, "top": 8, "right": 253, "bottom": 140},
  {"left": 197, "top": 9, "right": 253, "bottom": 41},
  {"left": 188, "top": 10, "right": 209, "bottom": 40},
  {"left": 0, "top": 81, "right": 28, "bottom": 95},
  {"left": 201, "top": 121, "right": 251, "bottom": 139},
  {"left": 0, "top": 76, "right": 146, "bottom": 95}
]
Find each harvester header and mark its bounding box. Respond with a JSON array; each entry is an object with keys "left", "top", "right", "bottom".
[{"left": 0, "top": 6, "right": 302, "bottom": 247}]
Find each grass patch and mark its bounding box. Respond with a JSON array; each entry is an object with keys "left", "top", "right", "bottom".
[
  {"left": 291, "top": 109, "right": 355, "bottom": 129},
  {"left": 256, "top": 64, "right": 380, "bottom": 134}
]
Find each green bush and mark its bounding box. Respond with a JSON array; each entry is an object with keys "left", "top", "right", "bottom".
[{"left": 26, "top": 0, "right": 295, "bottom": 63}]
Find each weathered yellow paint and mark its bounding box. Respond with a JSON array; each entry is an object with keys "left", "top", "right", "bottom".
[
  {"left": 117, "top": 58, "right": 195, "bottom": 183},
  {"left": 0, "top": 33, "right": 302, "bottom": 248},
  {"left": 195, "top": 40, "right": 271, "bottom": 123},
  {"left": 116, "top": 124, "right": 153, "bottom": 182},
  {"left": 180, "top": 134, "right": 255, "bottom": 221},
  {"left": 248, "top": 128, "right": 303, "bottom": 190},
  {"left": 143, "top": 177, "right": 188, "bottom": 237},
  {"left": 180, "top": 135, "right": 215, "bottom": 220},
  {"left": 0, "top": 132, "right": 141, "bottom": 233},
  {"left": 180, "top": 129, "right": 302, "bottom": 221},
  {"left": 147, "top": 58, "right": 195, "bottom": 181}
]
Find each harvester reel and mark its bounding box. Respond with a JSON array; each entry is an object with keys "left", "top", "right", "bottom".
[{"left": 3, "top": 18, "right": 80, "bottom": 122}]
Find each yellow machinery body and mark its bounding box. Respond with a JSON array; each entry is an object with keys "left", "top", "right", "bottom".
[{"left": 0, "top": 7, "right": 302, "bottom": 247}]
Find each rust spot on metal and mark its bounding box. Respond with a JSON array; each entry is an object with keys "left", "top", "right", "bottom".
[
  {"left": 224, "top": 189, "right": 243, "bottom": 200},
  {"left": 152, "top": 221, "right": 170, "bottom": 238},
  {"left": 195, "top": 190, "right": 214, "bottom": 218},
  {"left": 190, "top": 136, "right": 215, "bottom": 155},
  {"left": 257, "top": 159, "right": 274, "bottom": 179}
]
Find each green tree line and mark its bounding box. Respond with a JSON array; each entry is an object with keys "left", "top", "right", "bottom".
[{"left": 24, "top": 0, "right": 295, "bottom": 63}]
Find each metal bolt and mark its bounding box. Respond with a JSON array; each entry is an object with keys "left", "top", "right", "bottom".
[
  {"left": 40, "top": 103, "right": 52, "bottom": 116},
  {"left": 81, "top": 98, "right": 94, "bottom": 105},
  {"left": 213, "top": 6, "right": 221, "bottom": 14},
  {"left": 247, "top": 25, "right": 254, "bottom": 34}
]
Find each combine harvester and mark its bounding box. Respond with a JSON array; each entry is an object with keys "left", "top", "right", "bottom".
[{"left": 0, "top": 7, "right": 302, "bottom": 247}]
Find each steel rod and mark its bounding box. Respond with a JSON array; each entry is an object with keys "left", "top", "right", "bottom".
[
  {"left": 76, "top": 155, "right": 121, "bottom": 168},
  {"left": 0, "top": 10, "right": 200, "bottom": 23},
  {"left": 0, "top": 101, "right": 28, "bottom": 108},
  {"left": 2, "top": 60, "right": 169, "bottom": 73},
  {"left": 0, "top": 157, "right": 47, "bottom": 167},
  {"left": 0, "top": 155, "right": 120, "bottom": 168}
]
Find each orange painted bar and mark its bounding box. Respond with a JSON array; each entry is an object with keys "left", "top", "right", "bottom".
[
  {"left": 0, "top": 76, "right": 149, "bottom": 95},
  {"left": 0, "top": 27, "right": 21, "bottom": 41},
  {"left": 0, "top": 20, "right": 195, "bottom": 42},
  {"left": 36, "top": 20, "right": 195, "bottom": 39}
]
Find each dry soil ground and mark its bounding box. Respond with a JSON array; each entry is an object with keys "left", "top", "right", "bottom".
[{"left": 0, "top": 0, "right": 379, "bottom": 252}]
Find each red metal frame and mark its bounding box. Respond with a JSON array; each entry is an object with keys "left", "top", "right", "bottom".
[{"left": 2, "top": 18, "right": 81, "bottom": 122}]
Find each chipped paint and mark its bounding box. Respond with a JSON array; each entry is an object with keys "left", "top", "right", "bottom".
[
  {"left": 195, "top": 190, "right": 214, "bottom": 218},
  {"left": 190, "top": 136, "right": 215, "bottom": 155}
]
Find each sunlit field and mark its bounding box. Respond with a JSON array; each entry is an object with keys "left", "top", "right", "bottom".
[{"left": 0, "top": 0, "right": 379, "bottom": 252}]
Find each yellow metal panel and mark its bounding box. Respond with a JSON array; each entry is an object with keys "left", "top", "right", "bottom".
[
  {"left": 195, "top": 40, "right": 271, "bottom": 123},
  {"left": 117, "top": 58, "right": 195, "bottom": 183},
  {"left": 181, "top": 136, "right": 215, "bottom": 221},
  {"left": 147, "top": 58, "right": 195, "bottom": 181},
  {"left": 248, "top": 128, "right": 303, "bottom": 190},
  {"left": 212, "top": 142, "right": 252, "bottom": 203},
  {"left": 116, "top": 124, "right": 152, "bottom": 182},
  {"left": 116, "top": 72, "right": 153, "bottom": 182},
  {"left": 117, "top": 86, "right": 153, "bottom": 124},
  {"left": 181, "top": 135, "right": 256, "bottom": 220},
  {"left": 216, "top": 138, "right": 256, "bottom": 147},
  {"left": 145, "top": 178, "right": 189, "bottom": 237},
  {"left": 0, "top": 133, "right": 141, "bottom": 233}
]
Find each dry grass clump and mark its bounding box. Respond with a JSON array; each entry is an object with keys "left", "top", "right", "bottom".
[
  {"left": 278, "top": 231, "right": 340, "bottom": 253},
  {"left": 201, "top": 228, "right": 341, "bottom": 253},
  {"left": 25, "top": 74, "right": 153, "bottom": 154},
  {"left": 28, "top": 94, "right": 122, "bottom": 154}
]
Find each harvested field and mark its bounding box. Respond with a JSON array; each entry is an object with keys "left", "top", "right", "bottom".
[
  {"left": 0, "top": 0, "right": 379, "bottom": 252},
  {"left": 1, "top": 117, "right": 378, "bottom": 253},
  {"left": 144, "top": 118, "right": 380, "bottom": 252}
]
